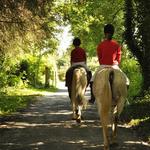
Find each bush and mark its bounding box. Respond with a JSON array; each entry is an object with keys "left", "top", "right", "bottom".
[{"left": 120, "top": 58, "right": 143, "bottom": 101}]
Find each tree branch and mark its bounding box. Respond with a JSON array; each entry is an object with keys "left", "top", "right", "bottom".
[{"left": 0, "top": 20, "right": 24, "bottom": 24}]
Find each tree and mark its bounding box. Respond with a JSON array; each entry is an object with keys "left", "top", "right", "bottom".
[
  {"left": 0, "top": 0, "right": 61, "bottom": 88},
  {"left": 124, "top": 0, "right": 150, "bottom": 90},
  {"left": 56, "top": 0, "right": 124, "bottom": 56},
  {"left": 0, "top": 0, "right": 60, "bottom": 55}
]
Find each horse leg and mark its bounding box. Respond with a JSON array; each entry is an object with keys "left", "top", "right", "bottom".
[
  {"left": 111, "top": 97, "right": 125, "bottom": 143},
  {"left": 100, "top": 111, "right": 110, "bottom": 150},
  {"left": 101, "top": 123, "right": 110, "bottom": 150},
  {"left": 103, "top": 126, "right": 109, "bottom": 150},
  {"left": 72, "top": 102, "right": 77, "bottom": 120},
  {"left": 76, "top": 105, "right": 82, "bottom": 123},
  {"left": 111, "top": 107, "right": 118, "bottom": 145}
]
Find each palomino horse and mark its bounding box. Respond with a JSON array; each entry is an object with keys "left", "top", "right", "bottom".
[
  {"left": 93, "top": 68, "right": 127, "bottom": 150},
  {"left": 71, "top": 67, "right": 88, "bottom": 123}
]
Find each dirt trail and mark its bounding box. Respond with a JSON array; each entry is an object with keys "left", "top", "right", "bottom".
[{"left": 0, "top": 82, "right": 150, "bottom": 150}]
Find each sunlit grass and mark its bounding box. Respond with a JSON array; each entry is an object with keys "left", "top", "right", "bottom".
[
  {"left": 129, "top": 117, "right": 150, "bottom": 126},
  {"left": 0, "top": 86, "right": 57, "bottom": 116},
  {"left": 4, "top": 86, "right": 57, "bottom": 96}
]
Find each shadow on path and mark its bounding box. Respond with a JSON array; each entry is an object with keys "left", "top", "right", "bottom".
[{"left": 0, "top": 82, "right": 149, "bottom": 150}]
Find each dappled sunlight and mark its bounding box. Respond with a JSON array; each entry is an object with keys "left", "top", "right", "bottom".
[
  {"left": 1, "top": 117, "right": 150, "bottom": 150},
  {"left": 66, "top": 139, "right": 87, "bottom": 144},
  {"left": 0, "top": 117, "right": 101, "bottom": 129},
  {"left": 2, "top": 143, "right": 21, "bottom": 146},
  {"left": 29, "top": 141, "right": 45, "bottom": 146},
  {"left": 47, "top": 110, "right": 72, "bottom": 115},
  {"left": 1, "top": 84, "right": 149, "bottom": 150},
  {"left": 124, "top": 140, "right": 150, "bottom": 147},
  {"left": 65, "top": 139, "right": 102, "bottom": 148},
  {"left": 20, "top": 110, "right": 72, "bottom": 117}
]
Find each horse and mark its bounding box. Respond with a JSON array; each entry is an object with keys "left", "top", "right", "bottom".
[
  {"left": 71, "top": 66, "right": 88, "bottom": 123},
  {"left": 93, "top": 67, "right": 128, "bottom": 150}
]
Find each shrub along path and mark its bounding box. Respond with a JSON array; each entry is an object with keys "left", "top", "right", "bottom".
[{"left": 0, "top": 82, "right": 149, "bottom": 150}]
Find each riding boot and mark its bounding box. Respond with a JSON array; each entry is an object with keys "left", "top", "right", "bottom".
[
  {"left": 89, "top": 82, "right": 95, "bottom": 104},
  {"left": 68, "top": 86, "right": 71, "bottom": 99}
]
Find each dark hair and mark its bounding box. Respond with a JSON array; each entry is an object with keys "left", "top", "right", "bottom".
[
  {"left": 104, "top": 24, "right": 114, "bottom": 34},
  {"left": 73, "top": 37, "right": 81, "bottom": 46},
  {"left": 104, "top": 24, "right": 115, "bottom": 40}
]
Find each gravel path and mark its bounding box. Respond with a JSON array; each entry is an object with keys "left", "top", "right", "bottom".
[{"left": 0, "top": 82, "right": 149, "bottom": 150}]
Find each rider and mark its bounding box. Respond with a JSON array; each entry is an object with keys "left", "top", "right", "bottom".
[
  {"left": 65, "top": 37, "right": 92, "bottom": 98},
  {"left": 89, "top": 24, "right": 129, "bottom": 104}
]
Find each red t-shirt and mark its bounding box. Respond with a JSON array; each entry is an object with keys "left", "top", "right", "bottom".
[
  {"left": 97, "top": 39, "right": 121, "bottom": 65},
  {"left": 71, "top": 47, "right": 86, "bottom": 63}
]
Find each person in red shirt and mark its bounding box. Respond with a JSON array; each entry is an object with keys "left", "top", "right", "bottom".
[
  {"left": 89, "top": 24, "right": 129, "bottom": 104},
  {"left": 70, "top": 38, "right": 87, "bottom": 65},
  {"left": 65, "top": 37, "right": 92, "bottom": 98},
  {"left": 97, "top": 37, "right": 121, "bottom": 66}
]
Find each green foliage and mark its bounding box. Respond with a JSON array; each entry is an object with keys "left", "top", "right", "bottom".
[
  {"left": 87, "top": 57, "right": 99, "bottom": 72},
  {"left": 120, "top": 57, "right": 142, "bottom": 99},
  {"left": 55, "top": 0, "right": 124, "bottom": 56},
  {"left": 0, "top": 52, "right": 58, "bottom": 90},
  {"left": 0, "top": 96, "right": 30, "bottom": 115},
  {"left": 121, "top": 90, "right": 150, "bottom": 143},
  {"left": 57, "top": 54, "right": 70, "bottom": 81},
  {"left": 7, "top": 74, "right": 23, "bottom": 87},
  {"left": 0, "top": 0, "right": 59, "bottom": 53},
  {"left": 124, "top": 0, "right": 150, "bottom": 90},
  {"left": 0, "top": 72, "right": 7, "bottom": 88},
  {"left": 0, "top": 56, "right": 25, "bottom": 88},
  {"left": 0, "top": 0, "right": 62, "bottom": 90},
  {"left": 16, "top": 54, "right": 58, "bottom": 87}
]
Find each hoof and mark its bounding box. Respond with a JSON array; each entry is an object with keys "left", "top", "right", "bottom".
[
  {"left": 103, "top": 145, "right": 110, "bottom": 150},
  {"left": 76, "top": 118, "right": 81, "bottom": 123},
  {"left": 72, "top": 114, "right": 77, "bottom": 120},
  {"left": 75, "top": 113, "right": 83, "bottom": 123},
  {"left": 110, "top": 142, "right": 118, "bottom": 147},
  {"left": 110, "top": 136, "right": 118, "bottom": 147},
  {"left": 88, "top": 99, "right": 95, "bottom": 104}
]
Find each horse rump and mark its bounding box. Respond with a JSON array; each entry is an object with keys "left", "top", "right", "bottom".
[
  {"left": 71, "top": 67, "right": 88, "bottom": 123},
  {"left": 93, "top": 68, "right": 127, "bottom": 150}
]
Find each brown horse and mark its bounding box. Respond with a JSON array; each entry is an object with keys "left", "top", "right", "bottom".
[
  {"left": 93, "top": 68, "right": 127, "bottom": 150},
  {"left": 71, "top": 67, "right": 88, "bottom": 123}
]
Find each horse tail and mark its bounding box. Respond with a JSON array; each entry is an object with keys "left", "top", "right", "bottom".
[
  {"left": 109, "top": 69, "right": 114, "bottom": 101},
  {"left": 100, "top": 69, "right": 115, "bottom": 125},
  {"left": 71, "top": 68, "right": 79, "bottom": 104},
  {"left": 96, "top": 69, "right": 112, "bottom": 125},
  {"left": 71, "top": 68, "right": 87, "bottom": 106},
  {"left": 109, "top": 69, "right": 127, "bottom": 115}
]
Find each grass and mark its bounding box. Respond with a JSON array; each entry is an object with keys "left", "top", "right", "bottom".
[
  {"left": 121, "top": 90, "right": 150, "bottom": 143},
  {"left": 0, "top": 86, "right": 57, "bottom": 116}
]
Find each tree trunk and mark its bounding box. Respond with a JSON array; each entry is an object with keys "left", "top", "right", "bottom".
[
  {"left": 142, "top": 69, "right": 150, "bottom": 90},
  {"left": 124, "top": 0, "right": 150, "bottom": 90},
  {"left": 45, "top": 66, "right": 50, "bottom": 88}
]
